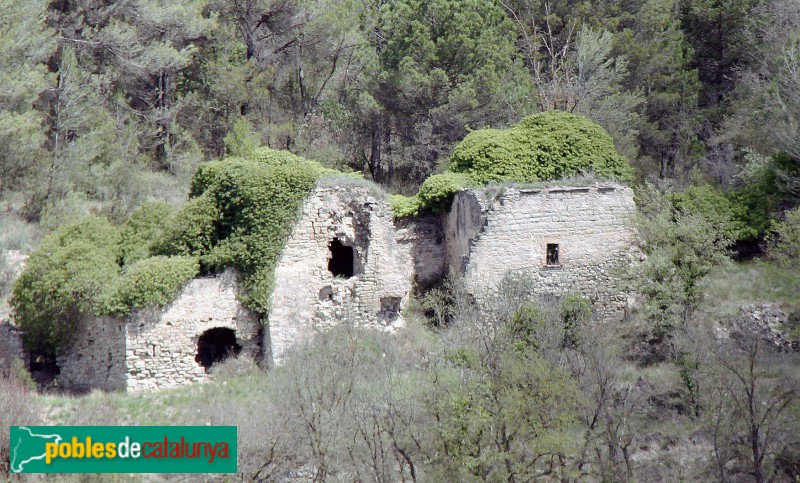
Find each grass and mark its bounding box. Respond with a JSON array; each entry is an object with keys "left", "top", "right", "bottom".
[
  {"left": 700, "top": 260, "right": 800, "bottom": 318},
  {"left": 39, "top": 356, "right": 271, "bottom": 427},
  {"left": 316, "top": 174, "right": 389, "bottom": 200}
]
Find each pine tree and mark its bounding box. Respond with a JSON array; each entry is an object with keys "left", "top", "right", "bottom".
[{"left": 0, "top": 0, "right": 55, "bottom": 196}]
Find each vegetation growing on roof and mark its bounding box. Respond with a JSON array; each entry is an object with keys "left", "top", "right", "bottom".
[
  {"left": 11, "top": 217, "right": 121, "bottom": 354},
  {"left": 391, "top": 111, "right": 632, "bottom": 217},
  {"left": 11, "top": 147, "right": 355, "bottom": 353},
  {"left": 451, "top": 111, "right": 632, "bottom": 183},
  {"left": 100, "top": 256, "right": 199, "bottom": 316},
  {"left": 159, "top": 147, "right": 351, "bottom": 313}
]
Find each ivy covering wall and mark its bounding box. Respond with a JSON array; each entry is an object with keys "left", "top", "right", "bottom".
[{"left": 12, "top": 148, "right": 348, "bottom": 354}]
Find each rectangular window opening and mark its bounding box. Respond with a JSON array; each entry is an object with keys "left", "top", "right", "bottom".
[{"left": 546, "top": 243, "right": 560, "bottom": 266}]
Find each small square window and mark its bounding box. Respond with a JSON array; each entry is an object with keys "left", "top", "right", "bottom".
[{"left": 546, "top": 243, "right": 560, "bottom": 266}]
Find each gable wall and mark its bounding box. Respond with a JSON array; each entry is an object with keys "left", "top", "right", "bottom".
[
  {"left": 268, "top": 187, "right": 413, "bottom": 364},
  {"left": 451, "top": 185, "right": 637, "bottom": 320}
]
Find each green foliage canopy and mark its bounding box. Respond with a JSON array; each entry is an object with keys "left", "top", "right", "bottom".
[
  {"left": 450, "top": 110, "right": 633, "bottom": 183},
  {"left": 11, "top": 217, "right": 121, "bottom": 354},
  {"left": 100, "top": 256, "right": 199, "bottom": 316}
]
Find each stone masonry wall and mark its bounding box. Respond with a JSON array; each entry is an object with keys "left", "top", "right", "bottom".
[
  {"left": 268, "top": 187, "right": 413, "bottom": 364},
  {"left": 0, "top": 322, "right": 27, "bottom": 375},
  {"left": 125, "top": 268, "right": 260, "bottom": 391},
  {"left": 57, "top": 316, "right": 127, "bottom": 392},
  {"left": 452, "top": 185, "right": 637, "bottom": 321},
  {"left": 394, "top": 213, "right": 447, "bottom": 292},
  {"left": 57, "top": 269, "right": 260, "bottom": 392}
]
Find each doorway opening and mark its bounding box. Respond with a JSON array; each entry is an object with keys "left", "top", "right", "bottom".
[{"left": 195, "top": 327, "right": 242, "bottom": 370}]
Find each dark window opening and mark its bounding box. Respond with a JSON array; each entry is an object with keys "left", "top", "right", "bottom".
[
  {"left": 546, "top": 243, "right": 560, "bottom": 266},
  {"left": 328, "top": 238, "right": 355, "bottom": 278},
  {"left": 195, "top": 327, "right": 242, "bottom": 370}
]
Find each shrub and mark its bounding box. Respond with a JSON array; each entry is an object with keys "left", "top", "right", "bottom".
[
  {"left": 11, "top": 217, "right": 121, "bottom": 354},
  {"left": 417, "top": 172, "right": 478, "bottom": 212},
  {"left": 670, "top": 185, "right": 757, "bottom": 243},
  {"left": 155, "top": 193, "right": 220, "bottom": 259},
  {"left": 560, "top": 294, "right": 592, "bottom": 348},
  {"left": 118, "top": 201, "right": 176, "bottom": 266},
  {"left": 450, "top": 110, "right": 632, "bottom": 183},
  {"left": 101, "top": 256, "right": 199, "bottom": 316},
  {"left": 770, "top": 206, "right": 800, "bottom": 267},
  {"left": 508, "top": 302, "right": 546, "bottom": 351},
  {"left": 390, "top": 194, "right": 423, "bottom": 218}
]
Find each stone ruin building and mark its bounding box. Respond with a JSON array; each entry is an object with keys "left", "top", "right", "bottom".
[
  {"left": 2, "top": 183, "right": 638, "bottom": 392},
  {"left": 57, "top": 269, "right": 260, "bottom": 392}
]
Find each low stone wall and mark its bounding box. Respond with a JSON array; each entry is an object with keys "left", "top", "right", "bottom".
[
  {"left": 450, "top": 185, "right": 637, "bottom": 321},
  {"left": 269, "top": 187, "right": 413, "bottom": 364},
  {"left": 0, "top": 322, "right": 27, "bottom": 376},
  {"left": 57, "top": 269, "right": 260, "bottom": 392}
]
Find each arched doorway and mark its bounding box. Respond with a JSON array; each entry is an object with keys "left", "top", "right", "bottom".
[{"left": 195, "top": 327, "right": 242, "bottom": 370}]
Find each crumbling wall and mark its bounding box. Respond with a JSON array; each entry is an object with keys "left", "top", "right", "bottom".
[
  {"left": 395, "top": 213, "right": 447, "bottom": 291},
  {"left": 125, "top": 268, "right": 260, "bottom": 392},
  {"left": 450, "top": 185, "right": 637, "bottom": 321},
  {"left": 0, "top": 322, "right": 27, "bottom": 376},
  {"left": 269, "top": 187, "right": 413, "bottom": 364},
  {"left": 57, "top": 316, "right": 127, "bottom": 392},
  {"left": 57, "top": 269, "right": 260, "bottom": 392}
]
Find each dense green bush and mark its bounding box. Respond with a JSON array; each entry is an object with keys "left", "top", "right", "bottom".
[
  {"left": 560, "top": 294, "right": 591, "bottom": 348},
  {"left": 11, "top": 217, "right": 121, "bottom": 354},
  {"left": 417, "top": 172, "right": 479, "bottom": 212},
  {"left": 390, "top": 194, "right": 423, "bottom": 218},
  {"left": 670, "top": 185, "right": 759, "bottom": 243},
  {"left": 101, "top": 256, "right": 199, "bottom": 316},
  {"left": 450, "top": 110, "right": 633, "bottom": 183},
  {"left": 770, "top": 206, "right": 800, "bottom": 267},
  {"left": 155, "top": 193, "right": 220, "bottom": 258},
  {"left": 118, "top": 201, "right": 176, "bottom": 266},
  {"left": 161, "top": 147, "right": 344, "bottom": 313},
  {"left": 508, "top": 302, "right": 546, "bottom": 351}
]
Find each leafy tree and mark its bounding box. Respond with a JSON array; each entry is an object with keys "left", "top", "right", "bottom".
[
  {"left": 769, "top": 205, "right": 800, "bottom": 267},
  {"left": 632, "top": 183, "right": 732, "bottom": 334},
  {"left": 39, "top": 47, "right": 123, "bottom": 216},
  {"left": 0, "top": 0, "right": 55, "bottom": 195},
  {"left": 679, "top": 0, "right": 761, "bottom": 118},
  {"left": 425, "top": 273, "right": 584, "bottom": 480},
  {"left": 354, "top": 0, "right": 531, "bottom": 184},
  {"left": 622, "top": 0, "right": 702, "bottom": 179}
]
